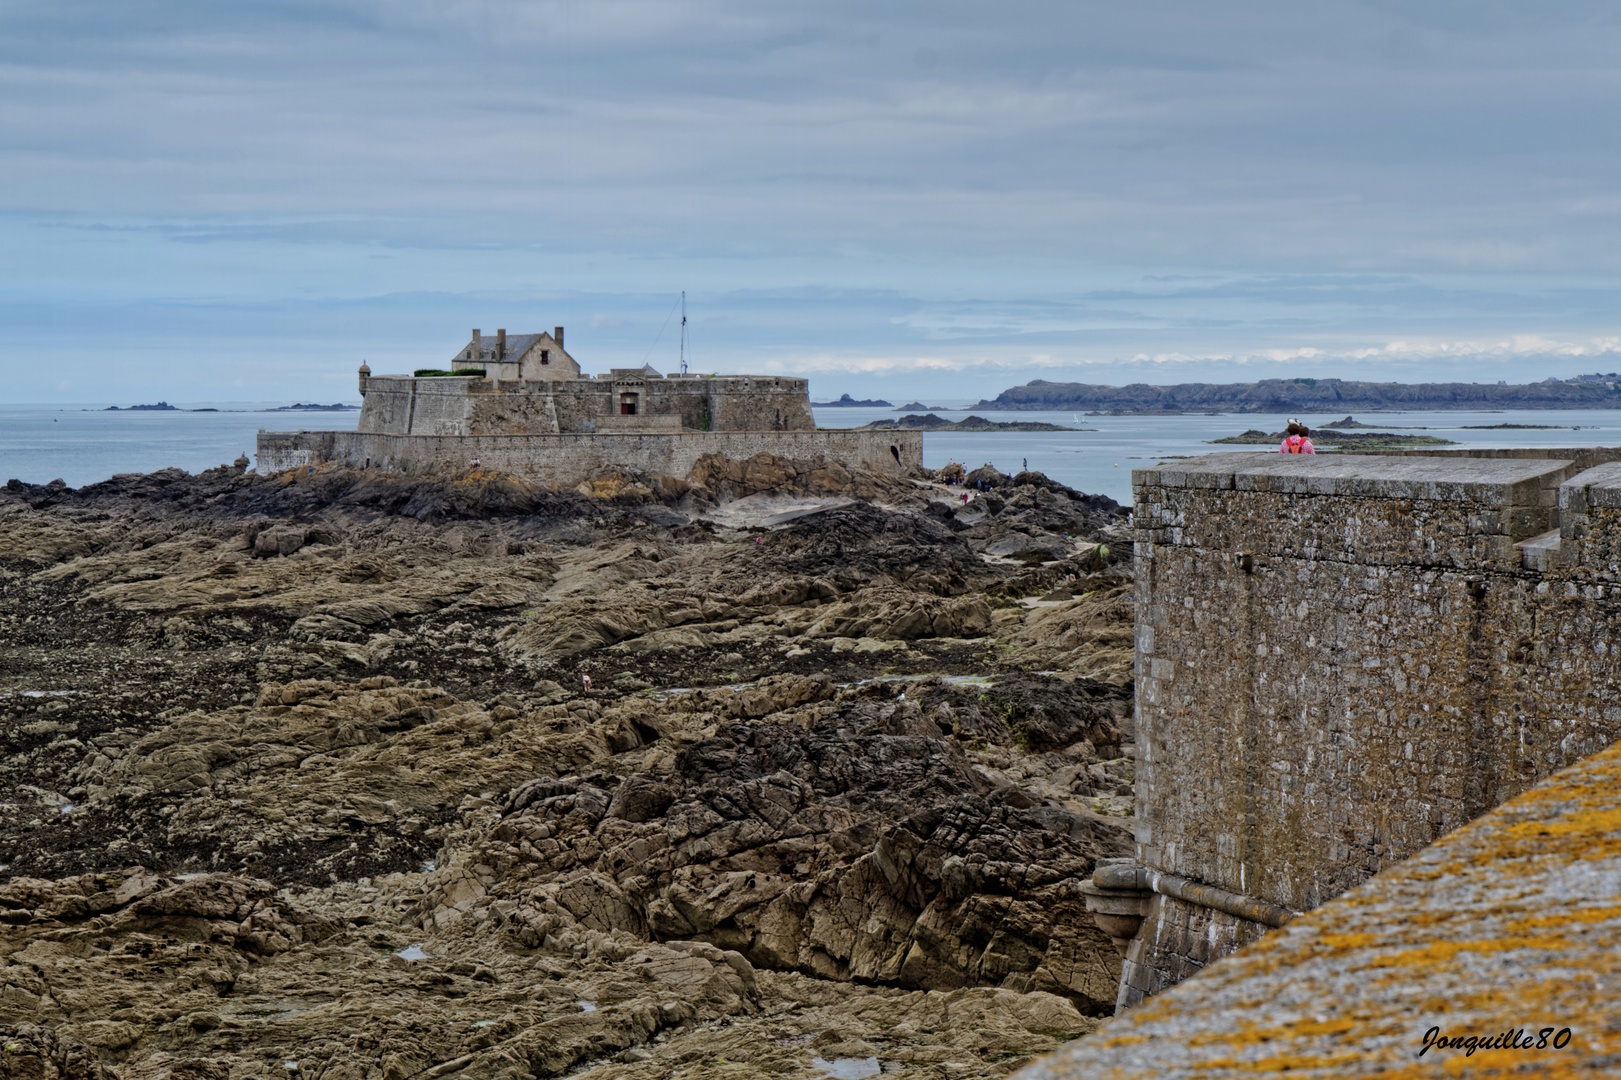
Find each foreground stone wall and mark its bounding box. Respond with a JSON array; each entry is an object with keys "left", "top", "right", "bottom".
[
  {"left": 256, "top": 428, "right": 922, "bottom": 487},
  {"left": 1121, "top": 449, "right": 1621, "bottom": 1004}
]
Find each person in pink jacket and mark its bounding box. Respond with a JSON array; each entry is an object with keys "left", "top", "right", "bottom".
[{"left": 1280, "top": 419, "right": 1316, "bottom": 454}]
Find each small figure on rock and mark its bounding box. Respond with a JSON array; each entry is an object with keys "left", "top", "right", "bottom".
[{"left": 582, "top": 673, "right": 592, "bottom": 693}]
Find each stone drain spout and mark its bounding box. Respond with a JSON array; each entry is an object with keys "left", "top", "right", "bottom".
[{"left": 1079, "top": 859, "right": 1153, "bottom": 957}]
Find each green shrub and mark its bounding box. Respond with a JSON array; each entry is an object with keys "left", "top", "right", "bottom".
[{"left": 412, "top": 368, "right": 487, "bottom": 378}]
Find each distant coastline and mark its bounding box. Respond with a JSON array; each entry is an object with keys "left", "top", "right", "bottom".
[
  {"left": 812, "top": 393, "right": 894, "bottom": 407},
  {"left": 265, "top": 403, "right": 360, "bottom": 412},
  {"left": 859, "top": 413, "right": 1082, "bottom": 432},
  {"left": 98, "top": 402, "right": 360, "bottom": 413},
  {"left": 972, "top": 374, "right": 1621, "bottom": 412}
]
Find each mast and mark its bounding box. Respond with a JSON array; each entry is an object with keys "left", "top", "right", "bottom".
[{"left": 679, "top": 291, "right": 687, "bottom": 375}]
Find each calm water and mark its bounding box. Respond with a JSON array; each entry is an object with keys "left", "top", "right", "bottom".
[
  {"left": 819, "top": 402, "right": 1621, "bottom": 504},
  {"left": 4, "top": 401, "right": 1619, "bottom": 505},
  {"left": 0, "top": 404, "right": 361, "bottom": 489}
]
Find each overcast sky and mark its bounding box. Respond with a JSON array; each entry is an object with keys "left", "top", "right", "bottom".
[{"left": 4, "top": 0, "right": 1620, "bottom": 402}]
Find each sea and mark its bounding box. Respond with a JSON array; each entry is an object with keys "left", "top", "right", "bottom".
[{"left": 5, "top": 400, "right": 1621, "bottom": 506}]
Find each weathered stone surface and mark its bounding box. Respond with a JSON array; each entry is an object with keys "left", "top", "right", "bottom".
[
  {"left": 1017, "top": 737, "right": 1621, "bottom": 1078},
  {"left": 1124, "top": 448, "right": 1621, "bottom": 1005}
]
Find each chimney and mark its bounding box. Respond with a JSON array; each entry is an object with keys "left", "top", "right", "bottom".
[
  {"left": 497, "top": 328, "right": 506, "bottom": 362},
  {"left": 471, "top": 329, "right": 480, "bottom": 363},
  {"left": 554, "top": 326, "right": 565, "bottom": 351}
]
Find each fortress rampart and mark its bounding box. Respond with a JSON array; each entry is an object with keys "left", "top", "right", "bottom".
[
  {"left": 1108, "top": 448, "right": 1621, "bottom": 1010},
  {"left": 355, "top": 372, "right": 816, "bottom": 436},
  {"left": 257, "top": 428, "right": 921, "bottom": 486},
  {"left": 256, "top": 356, "right": 906, "bottom": 486}
]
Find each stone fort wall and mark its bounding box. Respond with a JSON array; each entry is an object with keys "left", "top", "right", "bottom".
[
  {"left": 256, "top": 428, "right": 922, "bottom": 487},
  {"left": 355, "top": 374, "right": 816, "bottom": 436},
  {"left": 1114, "top": 449, "right": 1621, "bottom": 1008}
]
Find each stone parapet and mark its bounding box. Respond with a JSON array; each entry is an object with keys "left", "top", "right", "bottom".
[{"left": 1123, "top": 448, "right": 1621, "bottom": 1009}]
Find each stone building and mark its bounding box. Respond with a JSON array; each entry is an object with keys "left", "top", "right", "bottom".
[
  {"left": 260, "top": 327, "right": 917, "bottom": 484},
  {"left": 453, "top": 327, "right": 580, "bottom": 380}
]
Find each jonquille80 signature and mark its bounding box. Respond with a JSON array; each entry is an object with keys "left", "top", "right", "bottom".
[{"left": 1419, "top": 1026, "right": 1573, "bottom": 1058}]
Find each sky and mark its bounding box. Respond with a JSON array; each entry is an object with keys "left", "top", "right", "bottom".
[{"left": 3, "top": 0, "right": 1621, "bottom": 404}]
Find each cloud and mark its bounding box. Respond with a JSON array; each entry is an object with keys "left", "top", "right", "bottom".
[{"left": 0, "top": 1, "right": 1619, "bottom": 401}]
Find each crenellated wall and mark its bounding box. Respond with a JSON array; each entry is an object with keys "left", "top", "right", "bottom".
[{"left": 1115, "top": 448, "right": 1621, "bottom": 1009}]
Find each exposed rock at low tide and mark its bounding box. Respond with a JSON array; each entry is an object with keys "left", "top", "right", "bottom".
[{"left": 0, "top": 457, "right": 1133, "bottom": 1077}]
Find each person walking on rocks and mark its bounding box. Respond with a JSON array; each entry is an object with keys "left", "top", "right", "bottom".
[
  {"left": 1280, "top": 420, "right": 1316, "bottom": 455},
  {"left": 581, "top": 673, "right": 592, "bottom": 693}
]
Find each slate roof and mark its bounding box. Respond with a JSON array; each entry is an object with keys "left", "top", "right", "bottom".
[{"left": 461, "top": 333, "right": 549, "bottom": 363}]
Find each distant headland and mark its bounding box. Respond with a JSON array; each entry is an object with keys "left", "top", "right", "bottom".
[
  {"left": 104, "top": 402, "right": 177, "bottom": 411},
  {"left": 971, "top": 373, "right": 1621, "bottom": 412}
]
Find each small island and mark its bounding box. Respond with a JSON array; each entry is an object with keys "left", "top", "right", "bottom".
[
  {"left": 1212, "top": 427, "right": 1456, "bottom": 448},
  {"left": 860, "top": 413, "right": 1083, "bottom": 432},
  {"left": 104, "top": 402, "right": 177, "bottom": 411},
  {"left": 264, "top": 403, "right": 362, "bottom": 412},
  {"left": 1319, "top": 415, "right": 1381, "bottom": 429},
  {"left": 812, "top": 393, "right": 894, "bottom": 407}
]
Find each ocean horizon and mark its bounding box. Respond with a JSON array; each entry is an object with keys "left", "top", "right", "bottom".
[{"left": 6, "top": 401, "right": 1621, "bottom": 506}]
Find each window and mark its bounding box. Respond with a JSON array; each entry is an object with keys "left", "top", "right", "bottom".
[{"left": 540, "top": 350, "right": 550, "bottom": 364}]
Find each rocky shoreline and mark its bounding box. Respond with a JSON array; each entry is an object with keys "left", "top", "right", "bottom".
[{"left": 0, "top": 454, "right": 1135, "bottom": 1078}]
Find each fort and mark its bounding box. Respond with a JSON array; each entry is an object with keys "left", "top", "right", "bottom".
[
  {"left": 1085, "top": 446, "right": 1621, "bottom": 1014},
  {"left": 255, "top": 327, "right": 921, "bottom": 484}
]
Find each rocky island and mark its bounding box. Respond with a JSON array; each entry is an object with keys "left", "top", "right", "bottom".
[
  {"left": 861, "top": 414, "right": 1081, "bottom": 432},
  {"left": 1210, "top": 427, "right": 1456, "bottom": 448},
  {"left": 266, "top": 403, "right": 361, "bottom": 412},
  {"left": 0, "top": 453, "right": 1135, "bottom": 1078},
  {"left": 810, "top": 394, "right": 895, "bottom": 408}
]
